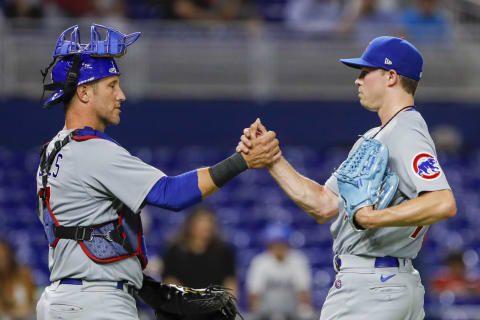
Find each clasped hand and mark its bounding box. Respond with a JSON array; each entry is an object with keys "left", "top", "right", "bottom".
[{"left": 236, "top": 118, "right": 281, "bottom": 169}]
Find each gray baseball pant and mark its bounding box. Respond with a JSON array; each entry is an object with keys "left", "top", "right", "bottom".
[
  {"left": 36, "top": 279, "right": 139, "bottom": 320},
  {"left": 320, "top": 255, "right": 425, "bottom": 320}
]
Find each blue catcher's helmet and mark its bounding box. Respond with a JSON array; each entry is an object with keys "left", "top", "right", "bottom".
[{"left": 42, "top": 24, "right": 141, "bottom": 108}]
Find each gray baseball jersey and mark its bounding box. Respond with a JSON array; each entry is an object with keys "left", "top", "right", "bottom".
[
  {"left": 325, "top": 108, "right": 450, "bottom": 259},
  {"left": 36, "top": 129, "right": 165, "bottom": 289}
]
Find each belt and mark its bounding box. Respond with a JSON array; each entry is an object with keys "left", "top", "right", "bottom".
[
  {"left": 59, "top": 278, "right": 137, "bottom": 296},
  {"left": 333, "top": 255, "right": 412, "bottom": 273}
]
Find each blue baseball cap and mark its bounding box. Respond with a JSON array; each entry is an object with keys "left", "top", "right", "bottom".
[
  {"left": 340, "top": 36, "right": 423, "bottom": 81},
  {"left": 43, "top": 54, "right": 120, "bottom": 107},
  {"left": 263, "top": 223, "right": 292, "bottom": 245}
]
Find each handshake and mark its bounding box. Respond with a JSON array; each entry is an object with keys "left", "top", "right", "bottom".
[{"left": 235, "top": 118, "right": 282, "bottom": 169}]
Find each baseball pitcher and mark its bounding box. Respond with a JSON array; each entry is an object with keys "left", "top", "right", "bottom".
[{"left": 238, "top": 36, "right": 456, "bottom": 320}]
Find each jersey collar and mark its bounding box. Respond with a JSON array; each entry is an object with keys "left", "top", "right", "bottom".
[{"left": 75, "top": 126, "right": 120, "bottom": 145}]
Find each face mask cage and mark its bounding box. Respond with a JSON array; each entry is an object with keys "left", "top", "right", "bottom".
[{"left": 52, "top": 24, "right": 141, "bottom": 58}]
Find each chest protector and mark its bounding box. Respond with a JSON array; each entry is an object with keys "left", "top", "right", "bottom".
[{"left": 37, "top": 128, "right": 148, "bottom": 269}]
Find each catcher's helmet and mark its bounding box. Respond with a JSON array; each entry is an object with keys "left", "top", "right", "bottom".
[
  {"left": 43, "top": 54, "right": 121, "bottom": 107},
  {"left": 42, "top": 24, "right": 141, "bottom": 108}
]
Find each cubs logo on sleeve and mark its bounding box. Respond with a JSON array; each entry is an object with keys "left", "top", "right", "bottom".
[{"left": 412, "top": 152, "right": 442, "bottom": 180}]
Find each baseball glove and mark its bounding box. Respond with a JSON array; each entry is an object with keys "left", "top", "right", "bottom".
[
  {"left": 138, "top": 274, "right": 242, "bottom": 320},
  {"left": 376, "top": 167, "right": 399, "bottom": 211},
  {"left": 334, "top": 138, "right": 398, "bottom": 231}
]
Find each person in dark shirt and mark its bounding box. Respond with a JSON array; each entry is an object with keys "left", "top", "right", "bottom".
[
  {"left": 162, "top": 206, "right": 238, "bottom": 295},
  {"left": 164, "top": 0, "right": 242, "bottom": 21}
]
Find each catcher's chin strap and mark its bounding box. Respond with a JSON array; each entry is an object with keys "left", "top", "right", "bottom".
[
  {"left": 41, "top": 54, "right": 82, "bottom": 108},
  {"left": 40, "top": 57, "right": 57, "bottom": 105}
]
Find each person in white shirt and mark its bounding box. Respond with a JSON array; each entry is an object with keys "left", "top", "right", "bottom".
[{"left": 246, "top": 223, "right": 313, "bottom": 320}]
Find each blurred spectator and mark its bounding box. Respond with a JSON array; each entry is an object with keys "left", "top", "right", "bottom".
[
  {"left": 43, "top": 0, "right": 127, "bottom": 22},
  {"left": 93, "top": 0, "right": 126, "bottom": 19},
  {"left": 165, "top": 0, "right": 243, "bottom": 22},
  {"left": 125, "top": 0, "right": 168, "bottom": 19},
  {"left": 255, "top": 0, "right": 288, "bottom": 23},
  {"left": 431, "top": 250, "right": 480, "bottom": 297},
  {"left": 401, "top": 0, "right": 452, "bottom": 44},
  {"left": 91, "top": 0, "right": 128, "bottom": 31},
  {"left": 0, "top": 240, "right": 36, "bottom": 320},
  {"left": 162, "top": 206, "right": 238, "bottom": 295},
  {"left": 285, "top": 0, "right": 343, "bottom": 37},
  {"left": 44, "top": 0, "right": 94, "bottom": 17},
  {"left": 3, "top": 0, "right": 42, "bottom": 18},
  {"left": 246, "top": 223, "right": 313, "bottom": 320},
  {"left": 340, "top": 0, "right": 401, "bottom": 42},
  {"left": 431, "top": 125, "right": 463, "bottom": 153}
]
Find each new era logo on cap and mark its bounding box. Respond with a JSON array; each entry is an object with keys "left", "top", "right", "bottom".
[{"left": 339, "top": 36, "right": 423, "bottom": 81}]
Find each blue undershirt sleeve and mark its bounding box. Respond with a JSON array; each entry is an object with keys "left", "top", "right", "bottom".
[{"left": 144, "top": 170, "right": 202, "bottom": 212}]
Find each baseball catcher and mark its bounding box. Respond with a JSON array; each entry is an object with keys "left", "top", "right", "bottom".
[
  {"left": 138, "top": 274, "right": 242, "bottom": 320},
  {"left": 36, "top": 24, "right": 279, "bottom": 320}
]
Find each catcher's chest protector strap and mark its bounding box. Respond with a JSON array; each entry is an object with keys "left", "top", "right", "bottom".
[{"left": 37, "top": 127, "right": 148, "bottom": 269}]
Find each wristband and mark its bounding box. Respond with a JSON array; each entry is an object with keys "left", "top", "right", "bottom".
[{"left": 209, "top": 153, "right": 248, "bottom": 187}]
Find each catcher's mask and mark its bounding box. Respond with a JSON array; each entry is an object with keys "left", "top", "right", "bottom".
[{"left": 41, "top": 24, "right": 141, "bottom": 108}]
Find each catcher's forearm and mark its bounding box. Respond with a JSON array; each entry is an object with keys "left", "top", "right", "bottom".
[
  {"left": 198, "top": 168, "right": 220, "bottom": 198},
  {"left": 199, "top": 152, "right": 249, "bottom": 198},
  {"left": 267, "top": 157, "right": 338, "bottom": 223},
  {"left": 357, "top": 189, "right": 456, "bottom": 228}
]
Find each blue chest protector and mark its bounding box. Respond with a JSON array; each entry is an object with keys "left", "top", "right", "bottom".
[{"left": 37, "top": 127, "right": 148, "bottom": 269}]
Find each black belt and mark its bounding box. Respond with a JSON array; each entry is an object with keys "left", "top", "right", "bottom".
[{"left": 59, "top": 278, "right": 137, "bottom": 296}]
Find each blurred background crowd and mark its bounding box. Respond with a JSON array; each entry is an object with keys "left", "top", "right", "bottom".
[
  {"left": 0, "top": 0, "right": 464, "bottom": 43},
  {"left": 1, "top": 1, "right": 480, "bottom": 320}
]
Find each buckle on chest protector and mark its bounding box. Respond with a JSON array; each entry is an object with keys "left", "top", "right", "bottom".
[
  {"left": 92, "top": 231, "right": 114, "bottom": 242},
  {"left": 73, "top": 226, "right": 93, "bottom": 241}
]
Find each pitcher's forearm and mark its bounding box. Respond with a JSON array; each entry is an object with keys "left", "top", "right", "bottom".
[{"left": 268, "top": 157, "right": 339, "bottom": 223}]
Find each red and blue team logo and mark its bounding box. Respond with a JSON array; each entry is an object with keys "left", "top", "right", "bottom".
[
  {"left": 335, "top": 279, "right": 342, "bottom": 289},
  {"left": 412, "top": 152, "right": 442, "bottom": 180}
]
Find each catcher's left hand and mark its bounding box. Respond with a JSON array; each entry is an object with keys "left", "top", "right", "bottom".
[
  {"left": 138, "top": 274, "right": 242, "bottom": 320},
  {"left": 334, "top": 138, "right": 398, "bottom": 231}
]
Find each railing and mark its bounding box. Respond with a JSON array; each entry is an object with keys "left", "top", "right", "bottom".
[{"left": 1, "top": 18, "right": 480, "bottom": 102}]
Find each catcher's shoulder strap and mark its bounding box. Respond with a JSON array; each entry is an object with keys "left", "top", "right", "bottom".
[
  {"left": 39, "top": 131, "right": 76, "bottom": 197},
  {"left": 39, "top": 126, "right": 120, "bottom": 200},
  {"left": 37, "top": 127, "right": 148, "bottom": 269}
]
